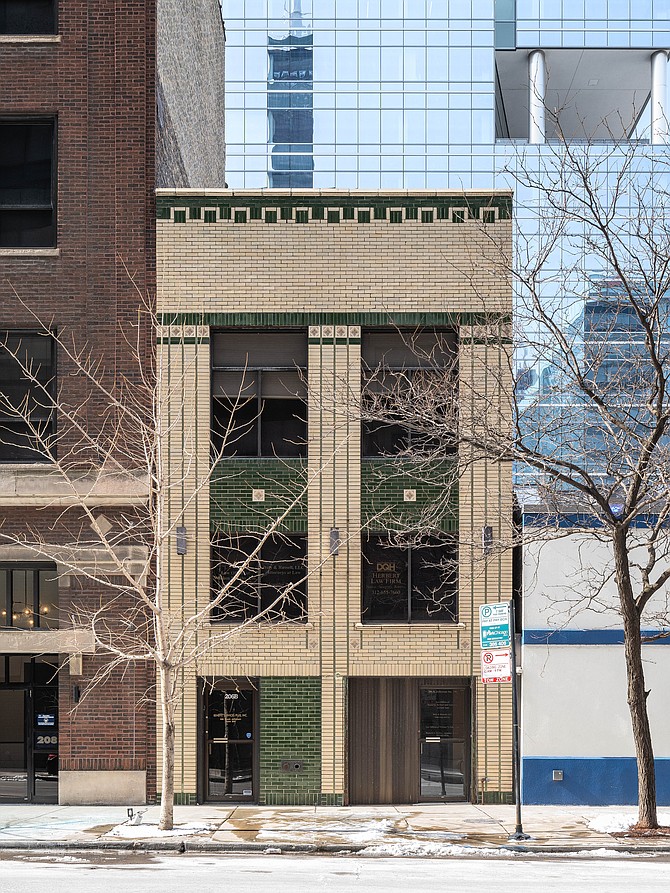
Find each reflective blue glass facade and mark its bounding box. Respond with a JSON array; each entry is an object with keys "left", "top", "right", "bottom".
[{"left": 221, "top": 0, "right": 670, "bottom": 189}]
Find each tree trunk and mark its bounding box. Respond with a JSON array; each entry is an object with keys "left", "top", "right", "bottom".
[
  {"left": 613, "top": 528, "right": 658, "bottom": 829},
  {"left": 158, "top": 663, "right": 175, "bottom": 831}
]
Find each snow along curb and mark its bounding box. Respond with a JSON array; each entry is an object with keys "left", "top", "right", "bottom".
[{"left": 1, "top": 838, "right": 670, "bottom": 856}]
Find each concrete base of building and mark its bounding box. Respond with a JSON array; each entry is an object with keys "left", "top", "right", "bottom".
[
  {"left": 58, "top": 770, "right": 147, "bottom": 805},
  {"left": 523, "top": 757, "right": 670, "bottom": 805}
]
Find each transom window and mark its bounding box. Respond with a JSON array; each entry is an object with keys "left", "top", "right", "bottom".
[
  {"left": 211, "top": 534, "right": 307, "bottom": 623},
  {"left": 0, "top": 331, "right": 55, "bottom": 461},
  {"left": 0, "top": 1, "right": 55, "bottom": 35},
  {"left": 361, "top": 534, "right": 458, "bottom": 624},
  {"left": 211, "top": 330, "right": 307, "bottom": 458},
  {"left": 0, "top": 121, "right": 55, "bottom": 247},
  {"left": 361, "top": 329, "right": 456, "bottom": 457},
  {"left": 0, "top": 565, "right": 58, "bottom": 629}
]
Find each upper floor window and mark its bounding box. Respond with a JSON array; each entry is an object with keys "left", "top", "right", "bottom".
[
  {"left": 0, "top": 331, "right": 55, "bottom": 461},
  {"left": 0, "top": 120, "right": 55, "bottom": 247},
  {"left": 0, "top": 1, "right": 55, "bottom": 34},
  {"left": 361, "top": 329, "right": 456, "bottom": 458},
  {"left": 212, "top": 330, "right": 307, "bottom": 458},
  {"left": 361, "top": 534, "right": 458, "bottom": 625},
  {"left": 494, "top": 0, "right": 515, "bottom": 50},
  {"left": 211, "top": 534, "right": 307, "bottom": 623},
  {"left": 0, "top": 565, "right": 58, "bottom": 629}
]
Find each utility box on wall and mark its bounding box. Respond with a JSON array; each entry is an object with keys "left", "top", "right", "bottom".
[{"left": 280, "top": 759, "right": 304, "bottom": 773}]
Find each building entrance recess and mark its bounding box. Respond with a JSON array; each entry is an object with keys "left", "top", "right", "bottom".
[
  {"left": 202, "top": 682, "right": 257, "bottom": 801},
  {"left": 348, "top": 677, "right": 470, "bottom": 804},
  {"left": 0, "top": 655, "right": 59, "bottom": 803}
]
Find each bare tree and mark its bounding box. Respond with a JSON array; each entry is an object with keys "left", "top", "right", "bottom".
[
  {"left": 362, "top": 141, "right": 670, "bottom": 829},
  {"left": 0, "top": 299, "right": 329, "bottom": 830}
]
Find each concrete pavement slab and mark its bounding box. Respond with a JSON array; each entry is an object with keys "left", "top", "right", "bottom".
[{"left": 0, "top": 803, "right": 668, "bottom": 855}]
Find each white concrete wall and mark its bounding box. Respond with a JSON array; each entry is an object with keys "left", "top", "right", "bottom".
[
  {"left": 522, "top": 527, "right": 670, "bottom": 758},
  {"left": 522, "top": 645, "right": 670, "bottom": 758},
  {"left": 523, "top": 532, "right": 670, "bottom": 631}
]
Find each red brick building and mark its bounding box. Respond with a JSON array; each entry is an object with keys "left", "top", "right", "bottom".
[{"left": 0, "top": 1, "right": 156, "bottom": 804}]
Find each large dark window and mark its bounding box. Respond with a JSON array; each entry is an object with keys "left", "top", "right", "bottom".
[
  {"left": 0, "top": 121, "right": 55, "bottom": 247},
  {"left": 361, "top": 330, "right": 456, "bottom": 457},
  {"left": 362, "top": 534, "right": 458, "bottom": 624},
  {"left": 0, "top": 332, "right": 55, "bottom": 461},
  {"left": 0, "top": 1, "right": 55, "bottom": 34},
  {"left": 211, "top": 534, "right": 307, "bottom": 623},
  {"left": 212, "top": 331, "right": 307, "bottom": 458},
  {"left": 0, "top": 565, "right": 58, "bottom": 629}
]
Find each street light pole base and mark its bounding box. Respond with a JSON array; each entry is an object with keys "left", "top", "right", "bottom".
[{"left": 508, "top": 828, "right": 531, "bottom": 841}]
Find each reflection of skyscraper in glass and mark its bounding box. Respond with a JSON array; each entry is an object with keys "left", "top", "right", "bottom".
[{"left": 267, "top": 0, "right": 313, "bottom": 187}]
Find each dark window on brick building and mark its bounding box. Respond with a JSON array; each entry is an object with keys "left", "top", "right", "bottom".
[
  {"left": 0, "top": 1, "right": 55, "bottom": 35},
  {"left": 0, "top": 121, "right": 55, "bottom": 247},
  {"left": 361, "top": 330, "right": 456, "bottom": 457},
  {"left": 211, "top": 331, "right": 307, "bottom": 458},
  {"left": 0, "top": 332, "right": 55, "bottom": 460},
  {"left": 211, "top": 534, "right": 307, "bottom": 623},
  {"left": 0, "top": 565, "right": 58, "bottom": 629},
  {"left": 361, "top": 533, "right": 458, "bottom": 624}
]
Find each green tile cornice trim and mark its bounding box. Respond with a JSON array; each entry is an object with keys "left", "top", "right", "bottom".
[
  {"left": 156, "top": 191, "right": 512, "bottom": 223},
  {"left": 159, "top": 311, "right": 511, "bottom": 327}
]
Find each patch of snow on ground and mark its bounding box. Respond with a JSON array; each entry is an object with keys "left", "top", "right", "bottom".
[
  {"left": 555, "top": 848, "right": 649, "bottom": 859},
  {"left": 358, "top": 841, "right": 514, "bottom": 857},
  {"left": 105, "top": 821, "right": 217, "bottom": 839},
  {"left": 587, "top": 813, "right": 670, "bottom": 834}
]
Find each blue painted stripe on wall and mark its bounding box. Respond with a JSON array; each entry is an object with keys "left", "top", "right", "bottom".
[
  {"left": 522, "top": 512, "right": 664, "bottom": 529},
  {"left": 523, "top": 629, "right": 670, "bottom": 645},
  {"left": 523, "top": 757, "right": 670, "bottom": 806}
]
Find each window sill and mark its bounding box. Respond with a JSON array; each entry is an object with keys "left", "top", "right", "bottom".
[
  {"left": 0, "top": 247, "right": 59, "bottom": 257},
  {"left": 0, "top": 35, "right": 61, "bottom": 44},
  {"left": 355, "top": 622, "right": 465, "bottom": 630},
  {"left": 0, "top": 627, "right": 95, "bottom": 654},
  {"left": 210, "top": 620, "right": 313, "bottom": 629},
  {"left": 0, "top": 463, "right": 150, "bottom": 505}
]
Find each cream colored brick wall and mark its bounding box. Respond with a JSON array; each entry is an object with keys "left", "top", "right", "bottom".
[{"left": 157, "top": 191, "right": 514, "bottom": 801}]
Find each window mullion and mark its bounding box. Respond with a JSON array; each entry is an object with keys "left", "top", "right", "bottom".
[
  {"left": 407, "top": 545, "right": 412, "bottom": 623},
  {"left": 256, "top": 370, "right": 262, "bottom": 457}
]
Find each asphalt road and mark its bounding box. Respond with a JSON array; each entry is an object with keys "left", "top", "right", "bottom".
[{"left": 1, "top": 852, "right": 670, "bottom": 892}]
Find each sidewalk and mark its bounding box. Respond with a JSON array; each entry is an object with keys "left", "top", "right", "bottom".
[{"left": 0, "top": 803, "right": 669, "bottom": 856}]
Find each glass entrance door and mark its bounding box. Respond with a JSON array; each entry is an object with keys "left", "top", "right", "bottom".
[
  {"left": 205, "top": 688, "right": 255, "bottom": 801},
  {"left": 419, "top": 688, "right": 468, "bottom": 801},
  {"left": 0, "top": 689, "right": 28, "bottom": 801},
  {"left": 0, "top": 656, "right": 59, "bottom": 803}
]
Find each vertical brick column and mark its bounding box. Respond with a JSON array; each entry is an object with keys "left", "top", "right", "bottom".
[
  {"left": 308, "top": 325, "right": 361, "bottom": 800},
  {"left": 459, "top": 324, "right": 514, "bottom": 801},
  {"left": 157, "top": 324, "right": 210, "bottom": 803}
]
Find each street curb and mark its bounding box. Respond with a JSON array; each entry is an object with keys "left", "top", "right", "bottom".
[{"left": 1, "top": 838, "right": 670, "bottom": 856}]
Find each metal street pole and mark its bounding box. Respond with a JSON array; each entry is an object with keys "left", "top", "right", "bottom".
[{"left": 509, "top": 597, "right": 530, "bottom": 841}]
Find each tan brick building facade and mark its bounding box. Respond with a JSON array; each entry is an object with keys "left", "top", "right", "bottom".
[{"left": 156, "top": 189, "right": 514, "bottom": 805}]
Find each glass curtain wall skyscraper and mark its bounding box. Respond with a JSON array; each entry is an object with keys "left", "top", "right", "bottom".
[{"left": 221, "top": 1, "right": 670, "bottom": 190}]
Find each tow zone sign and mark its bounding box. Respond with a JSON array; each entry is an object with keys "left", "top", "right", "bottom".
[{"left": 481, "top": 648, "right": 513, "bottom": 684}]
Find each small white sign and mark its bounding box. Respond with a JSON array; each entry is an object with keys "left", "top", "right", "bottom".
[{"left": 481, "top": 648, "right": 513, "bottom": 684}]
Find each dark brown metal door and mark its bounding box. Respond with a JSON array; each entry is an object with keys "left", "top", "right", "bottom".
[
  {"left": 348, "top": 677, "right": 470, "bottom": 804},
  {"left": 348, "top": 678, "right": 419, "bottom": 804}
]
